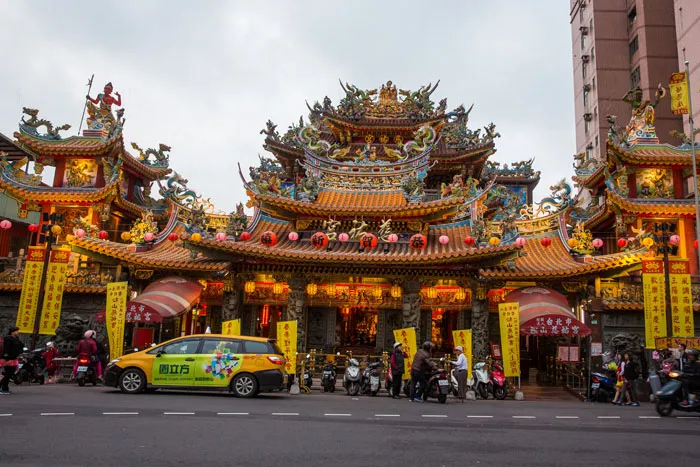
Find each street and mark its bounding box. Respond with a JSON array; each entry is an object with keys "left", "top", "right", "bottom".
[{"left": 0, "top": 385, "right": 698, "bottom": 466}]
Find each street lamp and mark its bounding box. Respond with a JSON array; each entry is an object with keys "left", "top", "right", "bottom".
[{"left": 653, "top": 221, "right": 678, "bottom": 338}]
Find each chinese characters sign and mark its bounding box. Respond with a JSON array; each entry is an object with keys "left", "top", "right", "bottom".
[
  {"left": 452, "top": 329, "right": 472, "bottom": 381},
  {"left": 125, "top": 303, "right": 161, "bottom": 323},
  {"left": 393, "top": 328, "right": 417, "bottom": 381},
  {"left": 669, "top": 260, "right": 694, "bottom": 337},
  {"left": 15, "top": 246, "right": 46, "bottom": 333},
  {"left": 222, "top": 319, "right": 241, "bottom": 336},
  {"left": 39, "top": 247, "right": 70, "bottom": 335},
  {"left": 106, "top": 282, "right": 128, "bottom": 359},
  {"left": 521, "top": 315, "right": 589, "bottom": 337},
  {"left": 498, "top": 302, "right": 521, "bottom": 377},
  {"left": 642, "top": 260, "right": 667, "bottom": 349},
  {"left": 276, "top": 320, "right": 297, "bottom": 375},
  {"left": 669, "top": 71, "right": 690, "bottom": 115}
]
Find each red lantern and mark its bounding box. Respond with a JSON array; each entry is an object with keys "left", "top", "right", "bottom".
[
  {"left": 98, "top": 230, "right": 108, "bottom": 240},
  {"left": 0, "top": 220, "right": 11, "bottom": 230},
  {"left": 167, "top": 232, "right": 179, "bottom": 242},
  {"left": 540, "top": 237, "right": 552, "bottom": 248},
  {"left": 310, "top": 232, "right": 329, "bottom": 249},
  {"left": 359, "top": 233, "right": 378, "bottom": 249},
  {"left": 260, "top": 231, "right": 278, "bottom": 247},
  {"left": 239, "top": 231, "right": 251, "bottom": 241},
  {"left": 338, "top": 233, "right": 349, "bottom": 243},
  {"left": 28, "top": 223, "right": 39, "bottom": 233},
  {"left": 695, "top": 240, "right": 699, "bottom": 249},
  {"left": 387, "top": 233, "right": 399, "bottom": 243},
  {"left": 617, "top": 238, "right": 628, "bottom": 248},
  {"left": 464, "top": 235, "right": 475, "bottom": 246},
  {"left": 410, "top": 234, "right": 428, "bottom": 250}
]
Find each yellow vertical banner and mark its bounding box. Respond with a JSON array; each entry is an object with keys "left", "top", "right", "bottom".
[
  {"left": 393, "top": 328, "right": 417, "bottom": 380},
  {"left": 452, "top": 329, "right": 472, "bottom": 381},
  {"left": 221, "top": 319, "right": 241, "bottom": 336},
  {"left": 669, "top": 260, "right": 694, "bottom": 337},
  {"left": 498, "top": 302, "right": 521, "bottom": 377},
  {"left": 669, "top": 71, "right": 690, "bottom": 115},
  {"left": 16, "top": 245, "right": 47, "bottom": 332},
  {"left": 106, "top": 282, "right": 128, "bottom": 359},
  {"left": 642, "top": 260, "right": 667, "bottom": 349},
  {"left": 277, "top": 320, "right": 297, "bottom": 376},
  {"left": 38, "top": 247, "right": 71, "bottom": 335}
]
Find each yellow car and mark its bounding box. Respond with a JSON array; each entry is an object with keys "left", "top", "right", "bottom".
[{"left": 104, "top": 334, "right": 287, "bottom": 397}]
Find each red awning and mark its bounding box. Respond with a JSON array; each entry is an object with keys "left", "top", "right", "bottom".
[
  {"left": 502, "top": 287, "right": 591, "bottom": 337},
  {"left": 95, "top": 277, "right": 203, "bottom": 324}
]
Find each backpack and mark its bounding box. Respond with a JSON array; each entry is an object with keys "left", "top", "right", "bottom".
[{"left": 625, "top": 361, "right": 638, "bottom": 380}]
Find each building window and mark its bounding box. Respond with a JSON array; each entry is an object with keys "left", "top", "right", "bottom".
[
  {"left": 594, "top": 106, "right": 598, "bottom": 118},
  {"left": 585, "top": 146, "right": 592, "bottom": 160},
  {"left": 589, "top": 18, "right": 594, "bottom": 35},
  {"left": 581, "top": 34, "right": 587, "bottom": 51},
  {"left": 583, "top": 89, "right": 589, "bottom": 107},
  {"left": 628, "top": 7, "right": 637, "bottom": 31},
  {"left": 592, "top": 76, "right": 596, "bottom": 89},
  {"left": 582, "top": 62, "right": 588, "bottom": 79},
  {"left": 630, "top": 66, "right": 641, "bottom": 89},
  {"left": 591, "top": 47, "right": 595, "bottom": 61},
  {"left": 629, "top": 35, "right": 639, "bottom": 57},
  {"left": 595, "top": 135, "right": 599, "bottom": 147},
  {"left": 585, "top": 120, "right": 591, "bottom": 135}
]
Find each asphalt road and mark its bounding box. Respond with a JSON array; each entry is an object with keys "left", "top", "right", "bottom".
[{"left": 1, "top": 385, "right": 698, "bottom": 467}]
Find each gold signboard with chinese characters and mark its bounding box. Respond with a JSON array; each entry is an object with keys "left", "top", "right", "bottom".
[
  {"left": 39, "top": 247, "right": 71, "bottom": 335},
  {"left": 668, "top": 260, "right": 694, "bottom": 337},
  {"left": 106, "top": 282, "right": 128, "bottom": 359},
  {"left": 642, "top": 260, "right": 667, "bottom": 349},
  {"left": 15, "top": 246, "right": 46, "bottom": 333},
  {"left": 276, "top": 320, "right": 298, "bottom": 376},
  {"left": 498, "top": 302, "right": 521, "bottom": 377}
]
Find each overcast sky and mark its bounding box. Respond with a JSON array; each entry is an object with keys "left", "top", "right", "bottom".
[{"left": 0, "top": 1, "right": 575, "bottom": 211}]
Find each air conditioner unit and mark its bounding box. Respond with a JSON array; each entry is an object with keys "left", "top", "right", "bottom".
[
  {"left": 583, "top": 84, "right": 591, "bottom": 92},
  {"left": 584, "top": 113, "right": 593, "bottom": 121},
  {"left": 580, "top": 26, "right": 589, "bottom": 35},
  {"left": 582, "top": 55, "right": 590, "bottom": 63}
]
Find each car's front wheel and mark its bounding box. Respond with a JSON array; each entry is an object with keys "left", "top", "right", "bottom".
[
  {"left": 232, "top": 373, "right": 258, "bottom": 398},
  {"left": 119, "top": 368, "right": 146, "bottom": 394}
]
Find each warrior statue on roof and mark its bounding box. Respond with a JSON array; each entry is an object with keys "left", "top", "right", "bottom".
[{"left": 86, "top": 82, "right": 122, "bottom": 133}]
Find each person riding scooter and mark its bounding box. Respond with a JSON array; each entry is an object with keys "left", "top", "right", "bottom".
[
  {"left": 73, "top": 331, "right": 99, "bottom": 379},
  {"left": 680, "top": 349, "right": 700, "bottom": 407},
  {"left": 410, "top": 341, "right": 437, "bottom": 402}
]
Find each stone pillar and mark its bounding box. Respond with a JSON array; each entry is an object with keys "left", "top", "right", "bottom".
[
  {"left": 471, "top": 282, "right": 489, "bottom": 359},
  {"left": 221, "top": 286, "right": 243, "bottom": 322},
  {"left": 401, "top": 280, "right": 422, "bottom": 347},
  {"left": 287, "top": 277, "right": 308, "bottom": 352}
]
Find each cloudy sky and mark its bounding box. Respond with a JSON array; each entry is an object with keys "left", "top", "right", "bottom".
[{"left": 0, "top": 1, "right": 574, "bottom": 210}]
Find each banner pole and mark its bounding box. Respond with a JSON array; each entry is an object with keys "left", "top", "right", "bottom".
[{"left": 684, "top": 60, "right": 700, "bottom": 273}]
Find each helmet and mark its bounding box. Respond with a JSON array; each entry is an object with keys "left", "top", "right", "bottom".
[
  {"left": 422, "top": 341, "right": 434, "bottom": 352},
  {"left": 393, "top": 342, "right": 402, "bottom": 349},
  {"left": 686, "top": 348, "right": 700, "bottom": 359},
  {"left": 45, "top": 341, "right": 54, "bottom": 348},
  {"left": 84, "top": 330, "right": 96, "bottom": 339}
]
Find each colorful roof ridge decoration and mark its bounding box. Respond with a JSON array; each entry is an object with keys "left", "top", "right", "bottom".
[
  {"left": 607, "top": 191, "right": 696, "bottom": 217},
  {"left": 608, "top": 141, "right": 694, "bottom": 166}
]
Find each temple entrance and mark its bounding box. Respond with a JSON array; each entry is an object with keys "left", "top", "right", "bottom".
[
  {"left": 336, "top": 307, "right": 378, "bottom": 351},
  {"left": 430, "top": 308, "right": 460, "bottom": 353}
]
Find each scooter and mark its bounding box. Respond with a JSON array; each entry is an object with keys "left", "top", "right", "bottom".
[
  {"left": 321, "top": 361, "right": 337, "bottom": 392},
  {"left": 13, "top": 348, "right": 46, "bottom": 385},
  {"left": 343, "top": 358, "right": 362, "bottom": 396},
  {"left": 491, "top": 362, "right": 508, "bottom": 400},
  {"left": 423, "top": 367, "right": 449, "bottom": 403},
  {"left": 302, "top": 355, "right": 313, "bottom": 390},
  {"left": 450, "top": 368, "right": 459, "bottom": 397},
  {"left": 468, "top": 361, "right": 492, "bottom": 400},
  {"left": 361, "top": 362, "right": 382, "bottom": 396},
  {"left": 590, "top": 371, "right": 616, "bottom": 403},
  {"left": 655, "top": 370, "right": 700, "bottom": 417},
  {"left": 75, "top": 355, "right": 98, "bottom": 387}
]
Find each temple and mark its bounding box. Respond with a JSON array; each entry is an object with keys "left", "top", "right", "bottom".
[{"left": 0, "top": 79, "right": 698, "bottom": 370}]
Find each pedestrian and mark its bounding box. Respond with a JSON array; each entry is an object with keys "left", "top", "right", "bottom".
[
  {"left": 679, "top": 343, "right": 689, "bottom": 371},
  {"left": 44, "top": 341, "right": 60, "bottom": 384},
  {"left": 410, "top": 341, "right": 436, "bottom": 402},
  {"left": 619, "top": 352, "right": 640, "bottom": 407},
  {"left": 1, "top": 327, "right": 24, "bottom": 395},
  {"left": 390, "top": 342, "right": 406, "bottom": 399},
  {"left": 611, "top": 359, "right": 630, "bottom": 405},
  {"left": 451, "top": 346, "right": 468, "bottom": 402}
]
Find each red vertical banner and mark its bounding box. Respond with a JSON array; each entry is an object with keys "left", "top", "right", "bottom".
[{"left": 15, "top": 245, "right": 46, "bottom": 333}]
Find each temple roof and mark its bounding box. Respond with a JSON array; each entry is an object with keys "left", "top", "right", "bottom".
[
  {"left": 480, "top": 232, "right": 644, "bottom": 280},
  {"left": 609, "top": 141, "right": 694, "bottom": 167},
  {"left": 0, "top": 176, "right": 120, "bottom": 204},
  {"left": 607, "top": 191, "right": 696, "bottom": 216},
  {"left": 14, "top": 128, "right": 121, "bottom": 158}
]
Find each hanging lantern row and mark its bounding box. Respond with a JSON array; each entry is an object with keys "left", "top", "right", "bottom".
[
  {"left": 488, "top": 237, "right": 500, "bottom": 246},
  {"left": 288, "top": 231, "right": 299, "bottom": 242},
  {"left": 215, "top": 232, "right": 227, "bottom": 241},
  {"left": 244, "top": 281, "right": 256, "bottom": 294},
  {"left": 260, "top": 231, "right": 277, "bottom": 247},
  {"left": 311, "top": 232, "right": 329, "bottom": 249},
  {"left": 372, "top": 284, "right": 382, "bottom": 298},
  {"left": 669, "top": 235, "right": 681, "bottom": 246},
  {"left": 325, "top": 283, "right": 337, "bottom": 297},
  {"left": 592, "top": 238, "right": 603, "bottom": 249},
  {"left": 306, "top": 283, "right": 318, "bottom": 296},
  {"left": 426, "top": 286, "right": 438, "bottom": 300},
  {"left": 168, "top": 232, "right": 179, "bottom": 242},
  {"left": 617, "top": 238, "right": 628, "bottom": 248},
  {"left": 454, "top": 287, "right": 467, "bottom": 301},
  {"left": 0, "top": 219, "right": 12, "bottom": 230},
  {"left": 641, "top": 237, "right": 655, "bottom": 248},
  {"left": 272, "top": 282, "right": 284, "bottom": 295},
  {"left": 540, "top": 237, "right": 552, "bottom": 248},
  {"left": 240, "top": 231, "right": 251, "bottom": 241},
  {"left": 190, "top": 232, "right": 202, "bottom": 242},
  {"left": 390, "top": 284, "right": 402, "bottom": 299}
]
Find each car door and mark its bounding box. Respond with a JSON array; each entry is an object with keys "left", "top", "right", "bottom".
[
  {"left": 194, "top": 338, "right": 243, "bottom": 387},
  {"left": 151, "top": 338, "right": 201, "bottom": 387}
]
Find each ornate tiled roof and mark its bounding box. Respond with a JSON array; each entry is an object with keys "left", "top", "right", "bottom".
[
  {"left": 0, "top": 282, "right": 108, "bottom": 294},
  {"left": 607, "top": 191, "right": 696, "bottom": 216},
  {"left": 0, "top": 177, "right": 119, "bottom": 203},
  {"left": 120, "top": 149, "right": 171, "bottom": 180},
  {"left": 193, "top": 215, "right": 520, "bottom": 265},
  {"left": 480, "top": 232, "right": 644, "bottom": 280},
  {"left": 582, "top": 204, "right": 614, "bottom": 230},
  {"left": 603, "top": 299, "right": 700, "bottom": 312},
  {"left": 14, "top": 129, "right": 121, "bottom": 157},
  {"left": 71, "top": 237, "right": 229, "bottom": 272},
  {"left": 609, "top": 141, "right": 693, "bottom": 166}
]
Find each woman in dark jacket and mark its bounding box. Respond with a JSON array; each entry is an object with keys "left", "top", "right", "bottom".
[{"left": 1, "top": 327, "right": 24, "bottom": 394}]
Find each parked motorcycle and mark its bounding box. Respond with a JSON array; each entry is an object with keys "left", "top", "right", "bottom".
[
  {"left": 468, "top": 361, "right": 492, "bottom": 400},
  {"left": 655, "top": 370, "right": 700, "bottom": 417},
  {"left": 343, "top": 358, "right": 362, "bottom": 396},
  {"left": 13, "top": 348, "right": 45, "bottom": 385},
  {"left": 423, "top": 367, "right": 449, "bottom": 403},
  {"left": 491, "top": 362, "right": 508, "bottom": 400},
  {"left": 361, "top": 362, "right": 382, "bottom": 396},
  {"left": 75, "top": 355, "right": 98, "bottom": 387},
  {"left": 590, "top": 370, "right": 616, "bottom": 403},
  {"left": 321, "top": 361, "right": 337, "bottom": 392},
  {"left": 302, "top": 354, "right": 313, "bottom": 390}
]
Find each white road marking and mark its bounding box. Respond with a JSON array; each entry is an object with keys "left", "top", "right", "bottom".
[
  {"left": 597, "top": 416, "right": 621, "bottom": 419},
  {"left": 324, "top": 413, "right": 352, "bottom": 417},
  {"left": 40, "top": 413, "right": 74, "bottom": 416},
  {"left": 103, "top": 412, "right": 139, "bottom": 415},
  {"left": 512, "top": 416, "right": 536, "bottom": 419},
  {"left": 0, "top": 414, "right": 12, "bottom": 417},
  {"left": 271, "top": 412, "right": 299, "bottom": 416},
  {"left": 352, "top": 398, "right": 359, "bottom": 401},
  {"left": 422, "top": 414, "right": 448, "bottom": 418},
  {"left": 638, "top": 416, "right": 660, "bottom": 419},
  {"left": 676, "top": 416, "right": 699, "bottom": 419},
  {"left": 163, "top": 412, "right": 195, "bottom": 415},
  {"left": 467, "top": 415, "right": 494, "bottom": 418},
  {"left": 555, "top": 416, "right": 579, "bottom": 419},
  {"left": 217, "top": 412, "right": 249, "bottom": 416},
  {"left": 375, "top": 414, "right": 400, "bottom": 417}
]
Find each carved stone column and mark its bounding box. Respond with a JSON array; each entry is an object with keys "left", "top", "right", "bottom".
[
  {"left": 287, "top": 277, "right": 308, "bottom": 352},
  {"left": 401, "top": 280, "right": 422, "bottom": 347},
  {"left": 471, "top": 281, "right": 490, "bottom": 359},
  {"left": 221, "top": 286, "right": 242, "bottom": 322}
]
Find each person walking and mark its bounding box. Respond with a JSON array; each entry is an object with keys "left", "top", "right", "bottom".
[
  {"left": 620, "top": 352, "right": 640, "bottom": 407},
  {"left": 1, "top": 327, "right": 24, "bottom": 394},
  {"left": 451, "top": 346, "right": 468, "bottom": 402},
  {"left": 390, "top": 342, "right": 406, "bottom": 399},
  {"left": 410, "top": 341, "right": 436, "bottom": 402},
  {"left": 44, "top": 341, "right": 60, "bottom": 384}
]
